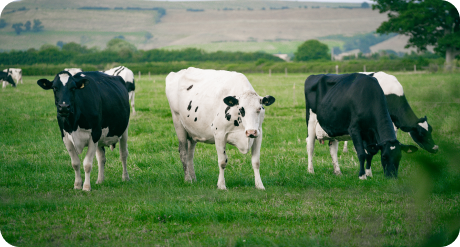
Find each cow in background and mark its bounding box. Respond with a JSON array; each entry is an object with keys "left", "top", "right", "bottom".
[
  {"left": 305, "top": 73, "right": 418, "bottom": 179},
  {"left": 3, "top": 68, "right": 22, "bottom": 84},
  {"left": 1, "top": 71, "right": 16, "bottom": 88},
  {"left": 103, "top": 66, "right": 136, "bottom": 115},
  {"left": 166, "top": 67, "right": 275, "bottom": 190},
  {"left": 37, "top": 71, "right": 130, "bottom": 191}
]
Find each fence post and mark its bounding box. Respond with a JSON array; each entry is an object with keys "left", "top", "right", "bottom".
[
  {"left": 269, "top": 69, "right": 271, "bottom": 77},
  {"left": 138, "top": 71, "right": 141, "bottom": 80},
  {"left": 335, "top": 65, "right": 339, "bottom": 74},
  {"left": 293, "top": 82, "right": 296, "bottom": 106},
  {"left": 285, "top": 68, "right": 288, "bottom": 77},
  {"left": 149, "top": 71, "right": 151, "bottom": 78},
  {"left": 363, "top": 65, "right": 366, "bottom": 72},
  {"left": 414, "top": 65, "right": 416, "bottom": 72}
]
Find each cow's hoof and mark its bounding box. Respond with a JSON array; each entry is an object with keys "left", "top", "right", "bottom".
[
  {"left": 255, "top": 182, "right": 265, "bottom": 190},
  {"left": 82, "top": 184, "right": 91, "bottom": 191},
  {"left": 184, "top": 175, "right": 193, "bottom": 182},
  {"left": 334, "top": 170, "right": 342, "bottom": 176},
  {"left": 74, "top": 184, "right": 82, "bottom": 190},
  {"left": 365, "top": 169, "right": 373, "bottom": 177},
  {"left": 122, "top": 175, "right": 130, "bottom": 181},
  {"left": 217, "top": 184, "right": 227, "bottom": 190},
  {"left": 96, "top": 180, "right": 103, "bottom": 184},
  {"left": 359, "top": 175, "right": 367, "bottom": 180},
  {"left": 308, "top": 168, "right": 315, "bottom": 174}
]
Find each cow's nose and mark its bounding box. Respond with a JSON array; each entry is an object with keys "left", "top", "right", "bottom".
[
  {"left": 246, "top": 129, "right": 258, "bottom": 138},
  {"left": 58, "top": 103, "right": 70, "bottom": 112}
]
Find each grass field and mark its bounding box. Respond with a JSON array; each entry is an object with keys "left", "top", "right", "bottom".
[{"left": 1, "top": 72, "right": 459, "bottom": 246}]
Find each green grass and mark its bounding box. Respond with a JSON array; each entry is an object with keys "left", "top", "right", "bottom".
[{"left": 1, "top": 72, "right": 459, "bottom": 246}]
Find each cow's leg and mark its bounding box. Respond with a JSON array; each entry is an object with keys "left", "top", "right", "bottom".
[
  {"left": 349, "top": 130, "right": 367, "bottom": 180},
  {"left": 251, "top": 130, "right": 265, "bottom": 190},
  {"left": 214, "top": 133, "right": 228, "bottom": 190},
  {"left": 171, "top": 113, "right": 191, "bottom": 182},
  {"left": 329, "top": 140, "right": 342, "bottom": 175},
  {"left": 306, "top": 110, "right": 317, "bottom": 174},
  {"left": 186, "top": 139, "right": 197, "bottom": 181},
  {"left": 82, "top": 140, "right": 97, "bottom": 191},
  {"left": 343, "top": 141, "right": 348, "bottom": 153},
  {"left": 96, "top": 146, "right": 106, "bottom": 184},
  {"left": 119, "top": 127, "right": 130, "bottom": 181},
  {"left": 129, "top": 91, "right": 136, "bottom": 115},
  {"left": 365, "top": 154, "right": 373, "bottom": 177},
  {"left": 63, "top": 136, "right": 82, "bottom": 189}
]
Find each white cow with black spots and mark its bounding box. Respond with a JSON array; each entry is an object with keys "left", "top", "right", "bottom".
[
  {"left": 3, "top": 68, "right": 22, "bottom": 85},
  {"left": 166, "top": 67, "right": 275, "bottom": 190}
]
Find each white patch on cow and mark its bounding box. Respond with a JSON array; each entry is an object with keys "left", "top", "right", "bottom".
[
  {"left": 390, "top": 146, "right": 396, "bottom": 150},
  {"left": 418, "top": 121, "right": 429, "bottom": 131},
  {"left": 360, "top": 72, "right": 404, "bottom": 96},
  {"left": 64, "top": 126, "right": 120, "bottom": 154},
  {"left": 365, "top": 168, "right": 372, "bottom": 177},
  {"left": 59, "top": 73, "right": 70, "bottom": 86},
  {"left": 80, "top": 74, "right": 85, "bottom": 77},
  {"left": 433, "top": 145, "right": 439, "bottom": 150}
]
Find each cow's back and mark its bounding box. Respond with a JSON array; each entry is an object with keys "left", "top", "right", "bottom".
[{"left": 74, "top": 72, "right": 130, "bottom": 138}]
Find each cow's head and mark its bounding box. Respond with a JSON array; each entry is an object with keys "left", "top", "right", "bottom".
[
  {"left": 5, "top": 74, "right": 16, "bottom": 87},
  {"left": 405, "top": 116, "right": 438, "bottom": 153},
  {"left": 376, "top": 140, "right": 418, "bottom": 178},
  {"left": 223, "top": 92, "right": 275, "bottom": 138},
  {"left": 37, "top": 71, "right": 88, "bottom": 119}
]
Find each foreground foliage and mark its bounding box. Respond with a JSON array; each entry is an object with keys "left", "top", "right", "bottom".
[{"left": 0, "top": 73, "right": 459, "bottom": 246}]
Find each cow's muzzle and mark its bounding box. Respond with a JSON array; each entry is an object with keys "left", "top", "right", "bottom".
[
  {"left": 246, "top": 129, "right": 258, "bottom": 138},
  {"left": 58, "top": 103, "right": 71, "bottom": 117}
]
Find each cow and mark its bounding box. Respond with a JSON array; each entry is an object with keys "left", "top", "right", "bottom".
[
  {"left": 64, "top": 68, "right": 83, "bottom": 76},
  {"left": 166, "top": 67, "right": 275, "bottom": 190},
  {"left": 0, "top": 71, "right": 16, "bottom": 88},
  {"left": 3, "top": 68, "right": 22, "bottom": 84},
  {"left": 37, "top": 71, "right": 130, "bottom": 191},
  {"left": 307, "top": 72, "right": 437, "bottom": 176},
  {"left": 305, "top": 73, "right": 418, "bottom": 179},
  {"left": 102, "top": 66, "right": 136, "bottom": 115}
]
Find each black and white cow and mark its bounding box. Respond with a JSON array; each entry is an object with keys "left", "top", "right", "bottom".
[
  {"left": 3, "top": 68, "right": 22, "bottom": 84},
  {"left": 0, "top": 71, "right": 16, "bottom": 88},
  {"left": 37, "top": 71, "right": 131, "bottom": 191},
  {"left": 305, "top": 73, "right": 418, "bottom": 179},
  {"left": 103, "top": 66, "right": 136, "bottom": 115},
  {"left": 64, "top": 68, "right": 83, "bottom": 76},
  {"left": 166, "top": 67, "right": 275, "bottom": 190},
  {"left": 307, "top": 72, "right": 437, "bottom": 176}
]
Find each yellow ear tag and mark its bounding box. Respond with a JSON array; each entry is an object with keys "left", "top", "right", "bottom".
[
  {"left": 80, "top": 83, "right": 85, "bottom": 89},
  {"left": 229, "top": 100, "right": 233, "bottom": 104}
]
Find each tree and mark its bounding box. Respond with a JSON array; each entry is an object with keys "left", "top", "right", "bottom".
[
  {"left": 294, "top": 39, "right": 329, "bottom": 61},
  {"left": 361, "top": 2, "right": 370, "bottom": 8},
  {"left": 0, "top": 19, "right": 7, "bottom": 29},
  {"left": 24, "top": 20, "right": 31, "bottom": 31},
  {"left": 373, "top": 0, "right": 460, "bottom": 69},
  {"left": 32, "top": 19, "right": 44, "bottom": 32},
  {"left": 12, "top": 23, "right": 23, "bottom": 35}
]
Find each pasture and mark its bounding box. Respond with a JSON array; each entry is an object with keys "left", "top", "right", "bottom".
[{"left": 0, "top": 72, "right": 459, "bottom": 246}]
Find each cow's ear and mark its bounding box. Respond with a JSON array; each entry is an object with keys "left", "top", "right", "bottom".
[
  {"left": 261, "top": 95, "right": 275, "bottom": 106},
  {"left": 37, "top": 79, "right": 53, "bottom": 90},
  {"left": 223, "top": 96, "right": 238, "bottom": 106},
  {"left": 400, "top": 143, "right": 418, "bottom": 154},
  {"left": 75, "top": 78, "right": 89, "bottom": 89}
]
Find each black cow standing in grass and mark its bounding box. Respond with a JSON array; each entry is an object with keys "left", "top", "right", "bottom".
[
  {"left": 1, "top": 71, "right": 16, "bottom": 88},
  {"left": 37, "top": 71, "right": 130, "bottom": 191},
  {"left": 304, "top": 73, "right": 418, "bottom": 179}
]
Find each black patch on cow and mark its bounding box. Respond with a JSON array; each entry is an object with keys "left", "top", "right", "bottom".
[
  {"left": 211, "top": 123, "right": 213, "bottom": 126},
  {"left": 224, "top": 151, "right": 225, "bottom": 154},
  {"left": 187, "top": 115, "right": 189, "bottom": 117},
  {"left": 239, "top": 107, "right": 245, "bottom": 117},
  {"left": 187, "top": 101, "right": 192, "bottom": 111},
  {"left": 225, "top": 106, "right": 231, "bottom": 114},
  {"left": 187, "top": 85, "right": 193, "bottom": 90},
  {"left": 237, "top": 117, "right": 242, "bottom": 124},
  {"left": 234, "top": 120, "right": 239, "bottom": 126},
  {"left": 195, "top": 106, "right": 198, "bottom": 112},
  {"left": 225, "top": 113, "right": 231, "bottom": 121},
  {"left": 225, "top": 158, "right": 227, "bottom": 163},
  {"left": 194, "top": 117, "right": 197, "bottom": 122}
]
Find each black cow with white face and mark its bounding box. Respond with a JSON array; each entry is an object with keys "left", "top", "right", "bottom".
[
  {"left": 37, "top": 71, "right": 130, "bottom": 191},
  {"left": 1, "top": 71, "right": 16, "bottom": 88},
  {"left": 305, "top": 73, "right": 418, "bottom": 179}
]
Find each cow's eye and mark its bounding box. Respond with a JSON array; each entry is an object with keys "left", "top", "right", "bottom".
[{"left": 53, "top": 87, "right": 58, "bottom": 92}]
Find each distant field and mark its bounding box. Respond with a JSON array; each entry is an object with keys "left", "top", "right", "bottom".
[
  {"left": 162, "top": 40, "right": 344, "bottom": 55},
  {"left": 0, "top": 72, "right": 459, "bottom": 246},
  {"left": 0, "top": 1, "right": 386, "bottom": 51}
]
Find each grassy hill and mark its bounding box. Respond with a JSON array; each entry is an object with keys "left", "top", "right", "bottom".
[{"left": 0, "top": 0, "right": 390, "bottom": 53}]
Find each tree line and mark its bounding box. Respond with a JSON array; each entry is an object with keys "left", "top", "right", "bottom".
[
  {"left": 11, "top": 19, "right": 44, "bottom": 35},
  {"left": 0, "top": 39, "right": 283, "bottom": 65}
]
